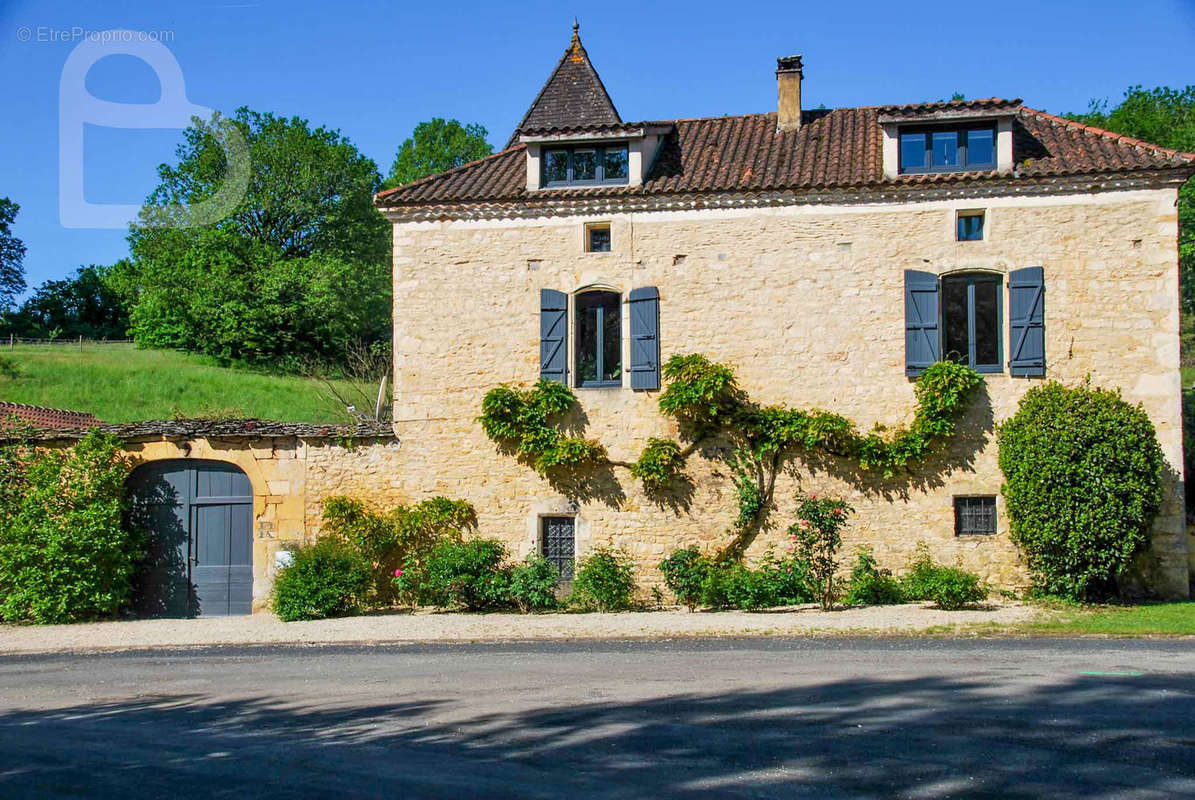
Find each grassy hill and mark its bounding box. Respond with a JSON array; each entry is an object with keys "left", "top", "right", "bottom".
[{"left": 0, "top": 344, "right": 370, "bottom": 423}]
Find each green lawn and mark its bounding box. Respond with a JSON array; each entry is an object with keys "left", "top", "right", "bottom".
[
  {"left": 0, "top": 343, "right": 365, "bottom": 423},
  {"left": 1022, "top": 602, "right": 1195, "bottom": 636}
]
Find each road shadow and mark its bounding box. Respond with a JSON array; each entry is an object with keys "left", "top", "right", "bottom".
[{"left": 0, "top": 671, "right": 1192, "bottom": 798}]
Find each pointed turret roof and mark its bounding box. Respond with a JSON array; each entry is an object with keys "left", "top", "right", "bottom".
[{"left": 508, "top": 23, "right": 621, "bottom": 145}]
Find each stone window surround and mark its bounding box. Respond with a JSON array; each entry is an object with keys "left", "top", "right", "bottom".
[
  {"left": 568, "top": 280, "right": 632, "bottom": 391},
  {"left": 523, "top": 498, "right": 589, "bottom": 564}
]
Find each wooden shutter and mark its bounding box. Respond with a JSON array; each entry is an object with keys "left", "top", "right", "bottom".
[
  {"left": 1008, "top": 266, "right": 1045, "bottom": 377},
  {"left": 540, "top": 289, "right": 568, "bottom": 384},
  {"left": 629, "top": 286, "right": 660, "bottom": 390},
  {"left": 905, "top": 270, "right": 940, "bottom": 376}
]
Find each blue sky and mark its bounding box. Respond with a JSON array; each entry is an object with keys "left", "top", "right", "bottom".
[{"left": 2, "top": 0, "right": 1194, "bottom": 298}]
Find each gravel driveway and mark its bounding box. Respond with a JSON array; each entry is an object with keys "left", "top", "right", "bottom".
[{"left": 0, "top": 601, "right": 1039, "bottom": 654}]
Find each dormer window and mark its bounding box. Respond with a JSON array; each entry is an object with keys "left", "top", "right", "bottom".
[
  {"left": 542, "top": 145, "right": 629, "bottom": 187},
  {"left": 898, "top": 125, "right": 997, "bottom": 174}
]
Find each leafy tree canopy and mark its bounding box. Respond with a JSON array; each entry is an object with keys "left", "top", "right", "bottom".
[
  {"left": 1066, "top": 86, "right": 1195, "bottom": 312},
  {"left": 0, "top": 197, "right": 27, "bottom": 311},
  {"left": 116, "top": 107, "right": 391, "bottom": 369},
  {"left": 384, "top": 118, "right": 493, "bottom": 189},
  {"left": 2, "top": 264, "right": 129, "bottom": 339}
]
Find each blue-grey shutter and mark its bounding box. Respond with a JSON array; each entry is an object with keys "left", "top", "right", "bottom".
[
  {"left": 629, "top": 286, "right": 660, "bottom": 390},
  {"left": 1008, "top": 266, "right": 1045, "bottom": 377},
  {"left": 540, "top": 289, "right": 568, "bottom": 384},
  {"left": 905, "top": 270, "right": 940, "bottom": 376}
]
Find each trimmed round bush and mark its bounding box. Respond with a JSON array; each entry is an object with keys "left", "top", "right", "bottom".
[
  {"left": 571, "top": 547, "right": 636, "bottom": 611},
  {"left": 660, "top": 546, "right": 711, "bottom": 610},
  {"left": 414, "top": 538, "right": 511, "bottom": 611},
  {"left": 508, "top": 555, "right": 560, "bottom": 612},
  {"left": 998, "top": 381, "right": 1165, "bottom": 601},
  {"left": 272, "top": 539, "right": 372, "bottom": 622}
]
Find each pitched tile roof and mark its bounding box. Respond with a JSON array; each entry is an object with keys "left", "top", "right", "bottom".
[
  {"left": 380, "top": 99, "right": 1195, "bottom": 211},
  {"left": 507, "top": 23, "right": 621, "bottom": 147},
  {"left": 377, "top": 101, "right": 1195, "bottom": 212},
  {"left": 0, "top": 402, "right": 102, "bottom": 430}
]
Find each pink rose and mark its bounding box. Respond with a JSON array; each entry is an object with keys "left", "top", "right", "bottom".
[{"left": 393, "top": 569, "right": 403, "bottom": 578}]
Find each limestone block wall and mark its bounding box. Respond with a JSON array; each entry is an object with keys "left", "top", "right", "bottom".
[
  {"left": 389, "top": 187, "right": 1190, "bottom": 598},
  {"left": 119, "top": 435, "right": 404, "bottom": 609}
]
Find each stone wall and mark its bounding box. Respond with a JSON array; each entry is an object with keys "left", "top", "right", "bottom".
[
  {"left": 388, "top": 187, "right": 1190, "bottom": 598},
  {"left": 115, "top": 434, "right": 403, "bottom": 610}
]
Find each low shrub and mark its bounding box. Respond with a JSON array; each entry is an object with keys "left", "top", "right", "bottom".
[
  {"left": 272, "top": 539, "right": 373, "bottom": 622},
  {"left": 898, "top": 543, "right": 987, "bottom": 610},
  {"left": 660, "top": 546, "right": 711, "bottom": 610},
  {"left": 321, "top": 495, "right": 476, "bottom": 605},
  {"left": 696, "top": 551, "right": 813, "bottom": 611},
  {"left": 571, "top": 547, "right": 636, "bottom": 611},
  {"left": 0, "top": 430, "right": 140, "bottom": 624},
  {"left": 508, "top": 554, "right": 560, "bottom": 613},
  {"left": 407, "top": 538, "right": 511, "bottom": 611},
  {"left": 844, "top": 546, "right": 904, "bottom": 606},
  {"left": 924, "top": 567, "right": 988, "bottom": 610},
  {"left": 998, "top": 380, "right": 1164, "bottom": 601},
  {"left": 0, "top": 356, "right": 19, "bottom": 380}
]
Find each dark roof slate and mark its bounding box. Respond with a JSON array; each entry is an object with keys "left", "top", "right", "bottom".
[
  {"left": 377, "top": 101, "right": 1195, "bottom": 210},
  {"left": 507, "top": 24, "right": 620, "bottom": 146},
  {"left": 4, "top": 417, "right": 395, "bottom": 442}
]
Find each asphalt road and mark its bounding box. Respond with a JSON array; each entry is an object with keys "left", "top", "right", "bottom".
[{"left": 1, "top": 637, "right": 1193, "bottom": 799}]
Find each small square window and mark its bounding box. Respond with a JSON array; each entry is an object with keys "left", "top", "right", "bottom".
[
  {"left": 586, "top": 223, "right": 611, "bottom": 253},
  {"left": 954, "top": 496, "right": 997, "bottom": 536},
  {"left": 541, "top": 516, "right": 575, "bottom": 581},
  {"left": 957, "top": 211, "right": 985, "bottom": 242}
]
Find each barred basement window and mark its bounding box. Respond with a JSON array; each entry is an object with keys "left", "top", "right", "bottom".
[
  {"left": 954, "top": 496, "right": 997, "bottom": 536},
  {"left": 540, "top": 516, "right": 575, "bottom": 580}
]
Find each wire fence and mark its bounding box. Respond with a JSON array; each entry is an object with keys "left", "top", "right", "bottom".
[{"left": 4, "top": 335, "right": 135, "bottom": 348}]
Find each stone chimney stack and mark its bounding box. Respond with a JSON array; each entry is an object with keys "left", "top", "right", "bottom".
[{"left": 776, "top": 55, "right": 803, "bottom": 132}]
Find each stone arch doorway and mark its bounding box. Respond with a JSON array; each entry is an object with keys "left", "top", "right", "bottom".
[{"left": 127, "top": 460, "right": 253, "bottom": 617}]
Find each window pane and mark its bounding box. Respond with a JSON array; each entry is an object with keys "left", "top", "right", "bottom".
[
  {"left": 603, "top": 297, "right": 621, "bottom": 381},
  {"left": 973, "top": 279, "right": 999, "bottom": 366},
  {"left": 588, "top": 226, "right": 611, "bottom": 252},
  {"left": 573, "top": 150, "right": 597, "bottom": 181},
  {"left": 942, "top": 277, "right": 969, "bottom": 364},
  {"left": 957, "top": 213, "right": 984, "bottom": 241},
  {"left": 966, "top": 128, "right": 995, "bottom": 166},
  {"left": 603, "top": 148, "right": 628, "bottom": 181},
  {"left": 900, "top": 132, "right": 927, "bottom": 170},
  {"left": 544, "top": 150, "right": 569, "bottom": 184},
  {"left": 932, "top": 131, "right": 960, "bottom": 167},
  {"left": 575, "top": 296, "right": 600, "bottom": 383}
]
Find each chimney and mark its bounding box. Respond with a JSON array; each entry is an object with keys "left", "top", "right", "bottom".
[{"left": 776, "top": 55, "right": 803, "bottom": 132}]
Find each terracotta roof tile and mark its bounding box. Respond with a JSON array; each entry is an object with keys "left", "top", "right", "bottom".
[
  {"left": 0, "top": 402, "right": 102, "bottom": 430},
  {"left": 376, "top": 104, "right": 1195, "bottom": 210}
]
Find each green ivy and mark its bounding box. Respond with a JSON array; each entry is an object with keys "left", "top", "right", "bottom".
[
  {"left": 479, "top": 356, "right": 983, "bottom": 560},
  {"left": 479, "top": 380, "right": 606, "bottom": 473}
]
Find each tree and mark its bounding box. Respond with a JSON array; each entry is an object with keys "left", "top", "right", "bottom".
[
  {"left": 384, "top": 118, "right": 493, "bottom": 189},
  {"left": 1066, "top": 86, "right": 1195, "bottom": 313},
  {"left": 5, "top": 264, "right": 129, "bottom": 339},
  {"left": 115, "top": 107, "right": 391, "bottom": 368},
  {"left": 0, "top": 197, "right": 27, "bottom": 312}
]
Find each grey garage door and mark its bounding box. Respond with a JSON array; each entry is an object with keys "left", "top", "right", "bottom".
[{"left": 128, "top": 460, "right": 253, "bottom": 617}]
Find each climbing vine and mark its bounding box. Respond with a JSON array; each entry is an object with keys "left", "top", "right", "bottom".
[{"left": 480, "top": 354, "right": 983, "bottom": 560}]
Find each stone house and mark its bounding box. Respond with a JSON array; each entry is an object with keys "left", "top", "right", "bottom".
[{"left": 374, "top": 26, "right": 1195, "bottom": 598}]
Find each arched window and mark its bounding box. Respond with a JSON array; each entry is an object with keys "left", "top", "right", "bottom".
[
  {"left": 941, "top": 272, "right": 1002, "bottom": 372},
  {"left": 575, "top": 290, "right": 621, "bottom": 387}
]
